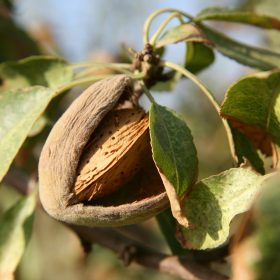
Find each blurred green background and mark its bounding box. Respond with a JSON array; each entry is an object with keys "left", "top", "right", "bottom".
[{"left": 0, "top": 0, "right": 277, "bottom": 279}]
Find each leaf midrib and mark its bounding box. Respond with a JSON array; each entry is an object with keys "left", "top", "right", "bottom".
[{"left": 154, "top": 105, "right": 180, "bottom": 192}]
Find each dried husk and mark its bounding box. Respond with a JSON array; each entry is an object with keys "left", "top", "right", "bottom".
[{"left": 39, "top": 75, "right": 168, "bottom": 227}]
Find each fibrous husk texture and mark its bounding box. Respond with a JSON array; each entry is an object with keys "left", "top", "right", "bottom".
[{"left": 39, "top": 75, "right": 167, "bottom": 227}]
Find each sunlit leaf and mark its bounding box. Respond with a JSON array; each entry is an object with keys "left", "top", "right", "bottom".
[
  {"left": 177, "top": 168, "right": 262, "bottom": 250},
  {"left": 199, "top": 24, "right": 280, "bottom": 70},
  {"left": 221, "top": 71, "right": 280, "bottom": 156},
  {"left": 196, "top": 7, "right": 280, "bottom": 30},
  {"left": 149, "top": 103, "right": 198, "bottom": 226},
  {"left": 0, "top": 86, "right": 54, "bottom": 181},
  {"left": 0, "top": 56, "right": 73, "bottom": 91},
  {"left": 0, "top": 193, "right": 35, "bottom": 277},
  {"left": 156, "top": 23, "right": 210, "bottom": 48},
  {"left": 0, "top": 56, "right": 74, "bottom": 180},
  {"left": 27, "top": 115, "right": 49, "bottom": 137}
]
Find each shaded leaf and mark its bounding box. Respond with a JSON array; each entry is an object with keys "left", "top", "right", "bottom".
[
  {"left": 0, "top": 16, "right": 40, "bottom": 63},
  {"left": 149, "top": 103, "right": 198, "bottom": 226},
  {"left": 244, "top": 0, "right": 280, "bottom": 52},
  {"left": 151, "top": 71, "right": 181, "bottom": 92},
  {"left": 231, "top": 172, "right": 280, "bottom": 280},
  {"left": 221, "top": 71, "right": 280, "bottom": 156},
  {"left": 177, "top": 168, "right": 262, "bottom": 250},
  {"left": 185, "top": 42, "right": 215, "bottom": 73},
  {"left": 152, "top": 42, "right": 215, "bottom": 91},
  {"left": 0, "top": 56, "right": 73, "bottom": 91},
  {"left": 151, "top": 79, "right": 177, "bottom": 92},
  {"left": 199, "top": 24, "right": 280, "bottom": 70},
  {"left": 0, "top": 86, "right": 54, "bottom": 181},
  {"left": 0, "top": 193, "right": 35, "bottom": 276},
  {"left": 230, "top": 119, "right": 273, "bottom": 156},
  {"left": 157, "top": 208, "right": 187, "bottom": 255},
  {"left": 196, "top": 7, "right": 280, "bottom": 30},
  {"left": 230, "top": 125, "right": 265, "bottom": 174},
  {"left": 1, "top": 0, "right": 13, "bottom": 11},
  {"left": 156, "top": 23, "right": 210, "bottom": 48},
  {"left": 253, "top": 173, "right": 280, "bottom": 279}
]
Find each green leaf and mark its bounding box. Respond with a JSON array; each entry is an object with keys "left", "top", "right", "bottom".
[
  {"left": 196, "top": 7, "right": 280, "bottom": 31},
  {"left": 149, "top": 103, "right": 198, "bottom": 196},
  {"left": 27, "top": 115, "right": 49, "bottom": 137},
  {"left": 0, "top": 56, "right": 73, "bottom": 91},
  {"left": 221, "top": 71, "right": 280, "bottom": 155},
  {"left": 157, "top": 209, "right": 187, "bottom": 255},
  {"left": 0, "top": 16, "right": 40, "bottom": 63},
  {"left": 149, "top": 103, "right": 198, "bottom": 227},
  {"left": 253, "top": 173, "right": 280, "bottom": 279},
  {"left": 244, "top": 0, "right": 280, "bottom": 52},
  {"left": 230, "top": 126, "right": 265, "bottom": 174},
  {"left": 0, "top": 56, "right": 73, "bottom": 180},
  {"left": 178, "top": 168, "right": 262, "bottom": 250},
  {"left": 151, "top": 71, "right": 181, "bottom": 92},
  {"left": 0, "top": 86, "right": 54, "bottom": 181},
  {"left": 199, "top": 24, "right": 280, "bottom": 70},
  {"left": 156, "top": 23, "right": 209, "bottom": 48},
  {"left": 185, "top": 42, "right": 215, "bottom": 73},
  {"left": 0, "top": 193, "right": 35, "bottom": 276}
]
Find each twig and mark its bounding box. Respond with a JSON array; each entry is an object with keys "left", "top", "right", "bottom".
[
  {"left": 2, "top": 166, "right": 35, "bottom": 195},
  {"left": 71, "top": 225, "right": 228, "bottom": 280},
  {"left": 162, "top": 60, "right": 237, "bottom": 164}
]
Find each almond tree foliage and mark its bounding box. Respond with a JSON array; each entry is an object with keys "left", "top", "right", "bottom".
[{"left": 1, "top": 2, "right": 280, "bottom": 280}]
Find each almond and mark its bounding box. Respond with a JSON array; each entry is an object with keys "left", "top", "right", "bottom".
[{"left": 73, "top": 108, "right": 150, "bottom": 201}]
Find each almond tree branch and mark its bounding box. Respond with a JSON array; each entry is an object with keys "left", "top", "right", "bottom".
[
  {"left": 4, "top": 167, "right": 228, "bottom": 279},
  {"left": 71, "top": 225, "right": 228, "bottom": 280}
]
